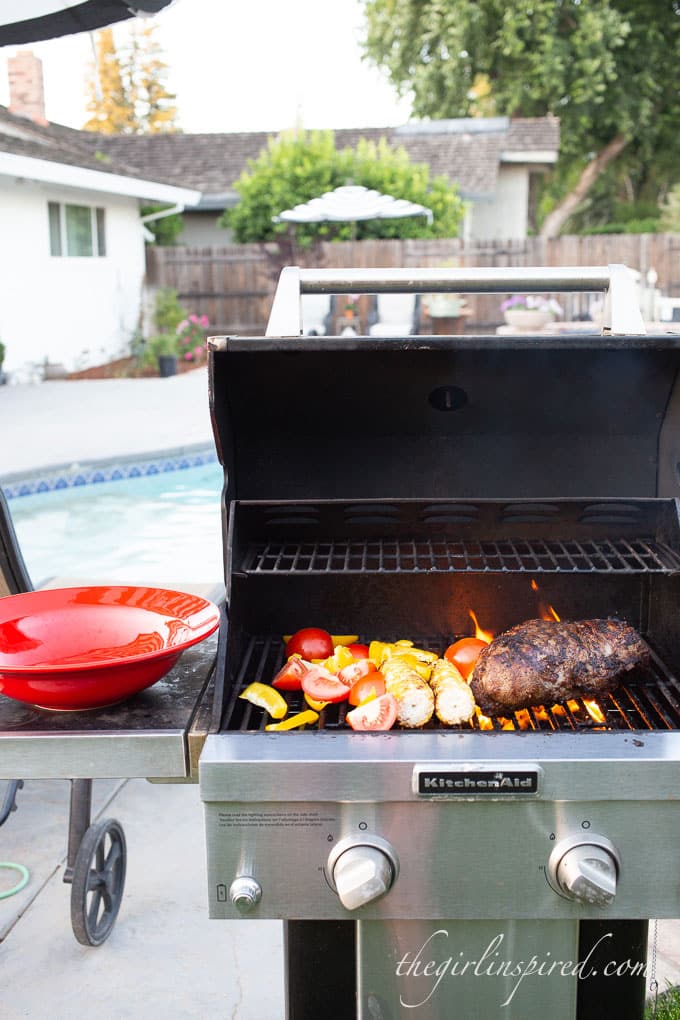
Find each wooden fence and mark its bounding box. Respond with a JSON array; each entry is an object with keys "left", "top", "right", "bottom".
[{"left": 145, "top": 234, "right": 680, "bottom": 335}]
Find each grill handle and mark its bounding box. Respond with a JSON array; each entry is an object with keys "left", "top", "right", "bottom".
[{"left": 265, "top": 264, "right": 645, "bottom": 337}]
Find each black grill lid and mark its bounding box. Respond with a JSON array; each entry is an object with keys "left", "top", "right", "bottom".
[
  {"left": 207, "top": 265, "right": 680, "bottom": 503},
  {"left": 208, "top": 334, "right": 680, "bottom": 502}
]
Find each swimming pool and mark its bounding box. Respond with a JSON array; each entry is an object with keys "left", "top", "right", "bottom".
[{"left": 7, "top": 461, "right": 224, "bottom": 589}]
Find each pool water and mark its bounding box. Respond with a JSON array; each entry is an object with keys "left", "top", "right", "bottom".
[{"left": 8, "top": 462, "right": 224, "bottom": 589}]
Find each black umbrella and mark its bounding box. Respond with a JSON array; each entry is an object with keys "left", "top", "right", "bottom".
[{"left": 0, "top": 1, "right": 174, "bottom": 46}]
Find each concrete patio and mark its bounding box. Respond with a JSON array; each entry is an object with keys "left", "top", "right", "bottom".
[{"left": 0, "top": 371, "right": 679, "bottom": 1016}]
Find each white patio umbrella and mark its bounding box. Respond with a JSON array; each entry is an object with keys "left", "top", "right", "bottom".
[{"left": 273, "top": 185, "right": 433, "bottom": 233}]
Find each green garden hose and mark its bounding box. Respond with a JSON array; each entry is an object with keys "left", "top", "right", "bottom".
[{"left": 0, "top": 862, "right": 29, "bottom": 899}]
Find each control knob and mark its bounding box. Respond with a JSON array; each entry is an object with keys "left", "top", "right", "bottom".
[
  {"left": 548, "top": 835, "right": 620, "bottom": 907},
  {"left": 229, "top": 876, "right": 262, "bottom": 914},
  {"left": 327, "top": 835, "right": 399, "bottom": 911}
]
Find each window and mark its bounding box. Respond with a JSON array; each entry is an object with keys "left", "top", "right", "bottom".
[{"left": 48, "top": 202, "right": 106, "bottom": 257}]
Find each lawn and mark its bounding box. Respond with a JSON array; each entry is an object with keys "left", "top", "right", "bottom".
[{"left": 647, "top": 986, "right": 680, "bottom": 1019}]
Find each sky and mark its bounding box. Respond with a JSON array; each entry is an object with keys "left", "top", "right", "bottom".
[{"left": 0, "top": 0, "right": 414, "bottom": 133}]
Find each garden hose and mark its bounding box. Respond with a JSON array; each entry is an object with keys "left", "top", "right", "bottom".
[{"left": 0, "top": 862, "right": 29, "bottom": 899}]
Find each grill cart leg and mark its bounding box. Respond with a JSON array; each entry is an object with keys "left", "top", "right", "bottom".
[
  {"left": 577, "top": 920, "right": 649, "bottom": 1020},
  {"left": 284, "top": 920, "right": 356, "bottom": 1019},
  {"left": 63, "top": 779, "right": 127, "bottom": 947}
]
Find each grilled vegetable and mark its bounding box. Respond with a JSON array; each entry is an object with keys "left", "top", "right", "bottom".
[
  {"left": 444, "top": 638, "right": 488, "bottom": 680},
  {"left": 266, "top": 710, "right": 319, "bottom": 731},
  {"left": 240, "top": 682, "right": 288, "bottom": 719},
  {"left": 285, "top": 628, "right": 334, "bottom": 660},
  {"left": 300, "top": 666, "right": 351, "bottom": 704},
  {"left": 381, "top": 655, "right": 434, "bottom": 728},
  {"left": 272, "top": 656, "right": 309, "bottom": 691},
  {"left": 319, "top": 646, "right": 356, "bottom": 674},
  {"left": 429, "top": 658, "right": 476, "bottom": 725},
  {"left": 346, "top": 693, "right": 398, "bottom": 731},
  {"left": 348, "top": 672, "right": 386, "bottom": 706}
]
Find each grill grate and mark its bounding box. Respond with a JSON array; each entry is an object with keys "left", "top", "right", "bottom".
[
  {"left": 221, "top": 634, "right": 680, "bottom": 734},
  {"left": 243, "top": 537, "right": 680, "bottom": 575}
]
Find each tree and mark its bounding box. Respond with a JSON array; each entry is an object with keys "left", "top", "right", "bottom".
[
  {"left": 84, "top": 24, "right": 178, "bottom": 135},
  {"left": 221, "top": 130, "right": 466, "bottom": 244},
  {"left": 362, "top": 0, "right": 680, "bottom": 237}
]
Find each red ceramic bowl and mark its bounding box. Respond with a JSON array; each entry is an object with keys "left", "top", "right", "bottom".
[{"left": 0, "top": 586, "right": 220, "bottom": 710}]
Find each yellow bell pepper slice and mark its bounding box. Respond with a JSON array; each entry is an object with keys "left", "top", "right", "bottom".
[
  {"left": 317, "top": 646, "right": 355, "bottom": 674},
  {"left": 239, "top": 682, "right": 288, "bottom": 719},
  {"left": 305, "top": 693, "right": 329, "bottom": 711},
  {"left": 266, "top": 710, "right": 319, "bottom": 731}
]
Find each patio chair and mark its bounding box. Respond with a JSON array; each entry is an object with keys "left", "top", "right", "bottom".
[
  {"left": 367, "top": 293, "right": 421, "bottom": 336},
  {"left": 0, "top": 487, "right": 127, "bottom": 947}
]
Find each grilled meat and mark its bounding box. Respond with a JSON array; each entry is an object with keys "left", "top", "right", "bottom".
[
  {"left": 381, "top": 656, "right": 434, "bottom": 728},
  {"left": 469, "top": 618, "right": 648, "bottom": 716},
  {"left": 430, "top": 658, "right": 476, "bottom": 725}
]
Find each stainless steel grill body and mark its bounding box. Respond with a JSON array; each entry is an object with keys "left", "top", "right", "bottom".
[{"left": 201, "top": 267, "right": 680, "bottom": 1019}]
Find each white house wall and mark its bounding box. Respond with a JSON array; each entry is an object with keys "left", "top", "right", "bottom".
[
  {"left": 469, "top": 166, "right": 529, "bottom": 240},
  {"left": 0, "top": 177, "right": 145, "bottom": 374}
]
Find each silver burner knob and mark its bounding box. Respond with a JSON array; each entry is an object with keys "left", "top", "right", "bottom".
[
  {"left": 548, "top": 835, "right": 620, "bottom": 906},
  {"left": 229, "top": 876, "right": 262, "bottom": 914},
  {"left": 327, "top": 835, "right": 399, "bottom": 912}
]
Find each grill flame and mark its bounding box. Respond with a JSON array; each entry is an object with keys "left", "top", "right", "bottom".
[
  {"left": 531, "top": 578, "right": 561, "bottom": 621},
  {"left": 583, "top": 699, "right": 607, "bottom": 724},
  {"left": 469, "top": 609, "right": 493, "bottom": 644}
]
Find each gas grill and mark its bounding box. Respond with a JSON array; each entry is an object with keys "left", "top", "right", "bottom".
[{"left": 200, "top": 267, "right": 680, "bottom": 1020}]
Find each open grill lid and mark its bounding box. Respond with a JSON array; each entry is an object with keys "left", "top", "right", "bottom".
[{"left": 207, "top": 266, "right": 680, "bottom": 503}]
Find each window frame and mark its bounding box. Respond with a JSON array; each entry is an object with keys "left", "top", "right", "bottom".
[{"left": 48, "top": 201, "right": 107, "bottom": 257}]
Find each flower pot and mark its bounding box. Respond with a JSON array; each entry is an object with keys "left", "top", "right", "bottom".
[
  {"left": 157, "top": 354, "right": 178, "bottom": 378},
  {"left": 503, "top": 309, "right": 551, "bottom": 330}
]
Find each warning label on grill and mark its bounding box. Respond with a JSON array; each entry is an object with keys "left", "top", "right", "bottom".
[
  {"left": 414, "top": 765, "right": 541, "bottom": 797},
  {"left": 216, "top": 810, "right": 337, "bottom": 830}
]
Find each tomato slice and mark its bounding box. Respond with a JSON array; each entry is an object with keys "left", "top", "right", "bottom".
[
  {"left": 285, "top": 628, "right": 334, "bottom": 660},
  {"left": 347, "top": 643, "right": 369, "bottom": 660},
  {"left": 346, "top": 693, "right": 398, "bottom": 731},
  {"left": 272, "top": 656, "right": 311, "bottom": 691},
  {"left": 300, "top": 666, "right": 350, "bottom": 704},
  {"left": 443, "top": 638, "right": 488, "bottom": 680},
  {"left": 337, "top": 658, "right": 376, "bottom": 688},
  {"left": 348, "top": 672, "right": 386, "bottom": 707}
]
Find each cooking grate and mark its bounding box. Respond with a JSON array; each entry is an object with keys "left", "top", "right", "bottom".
[
  {"left": 242, "top": 537, "right": 680, "bottom": 575},
  {"left": 221, "top": 635, "right": 680, "bottom": 734}
]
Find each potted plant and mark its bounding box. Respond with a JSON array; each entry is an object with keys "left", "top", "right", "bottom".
[
  {"left": 501, "top": 295, "right": 563, "bottom": 330},
  {"left": 425, "top": 293, "right": 471, "bottom": 334},
  {"left": 0, "top": 339, "right": 5, "bottom": 385},
  {"left": 146, "top": 333, "right": 179, "bottom": 377}
]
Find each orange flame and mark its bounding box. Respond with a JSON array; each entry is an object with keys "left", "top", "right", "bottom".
[
  {"left": 475, "top": 707, "right": 494, "bottom": 731},
  {"left": 530, "top": 578, "right": 561, "bottom": 622},
  {"left": 583, "top": 699, "right": 606, "bottom": 724},
  {"left": 469, "top": 609, "right": 494, "bottom": 644}
]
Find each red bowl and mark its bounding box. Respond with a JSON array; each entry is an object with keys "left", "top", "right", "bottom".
[{"left": 0, "top": 586, "right": 221, "bottom": 710}]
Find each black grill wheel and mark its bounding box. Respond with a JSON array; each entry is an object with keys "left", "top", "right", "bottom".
[{"left": 70, "top": 818, "right": 127, "bottom": 946}]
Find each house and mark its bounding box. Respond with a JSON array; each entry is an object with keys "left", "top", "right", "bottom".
[
  {"left": 0, "top": 51, "right": 199, "bottom": 375},
  {"left": 85, "top": 116, "right": 560, "bottom": 245}
]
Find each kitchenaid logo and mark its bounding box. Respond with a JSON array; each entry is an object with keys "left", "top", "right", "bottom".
[{"left": 416, "top": 769, "right": 539, "bottom": 795}]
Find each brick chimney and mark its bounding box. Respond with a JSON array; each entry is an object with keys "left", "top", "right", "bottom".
[{"left": 8, "top": 50, "right": 47, "bottom": 125}]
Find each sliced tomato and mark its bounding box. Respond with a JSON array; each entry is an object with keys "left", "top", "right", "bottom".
[
  {"left": 338, "top": 658, "right": 377, "bottom": 688},
  {"left": 348, "top": 672, "right": 386, "bottom": 707},
  {"left": 285, "top": 628, "right": 334, "bottom": 660},
  {"left": 300, "top": 666, "right": 350, "bottom": 704},
  {"left": 347, "top": 643, "right": 369, "bottom": 660},
  {"left": 346, "top": 693, "right": 398, "bottom": 731},
  {"left": 272, "top": 656, "right": 311, "bottom": 691},
  {"left": 444, "top": 637, "right": 488, "bottom": 680}
]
